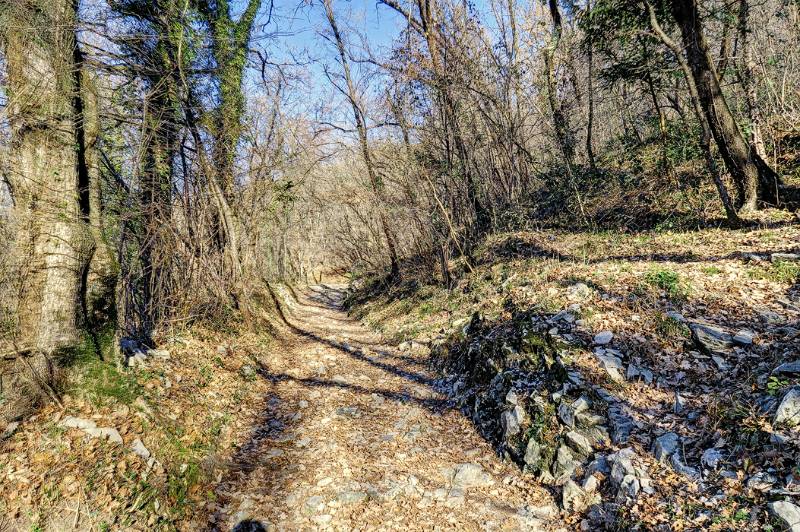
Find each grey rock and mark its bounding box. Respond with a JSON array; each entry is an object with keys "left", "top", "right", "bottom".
[
  {"left": 565, "top": 431, "right": 593, "bottom": 456},
  {"left": 582, "top": 474, "right": 600, "bottom": 493},
  {"left": 85, "top": 427, "right": 123, "bottom": 445},
  {"left": 575, "top": 410, "right": 605, "bottom": 427},
  {"left": 131, "top": 438, "right": 151, "bottom": 460},
  {"left": 617, "top": 474, "right": 640, "bottom": 502},
  {"left": 61, "top": 417, "right": 97, "bottom": 430},
  {"left": 552, "top": 445, "right": 579, "bottom": 484},
  {"left": 572, "top": 396, "right": 591, "bottom": 414},
  {"left": 594, "top": 349, "right": 625, "bottom": 383},
  {"left": 501, "top": 405, "right": 526, "bottom": 439},
  {"left": 240, "top": 365, "right": 257, "bottom": 379},
  {"left": 773, "top": 361, "right": 800, "bottom": 375},
  {"left": 558, "top": 402, "right": 576, "bottom": 428},
  {"left": 768, "top": 501, "right": 800, "bottom": 531},
  {"left": 505, "top": 388, "right": 520, "bottom": 405},
  {"left": 626, "top": 364, "right": 653, "bottom": 384},
  {"left": 521, "top": 503, "right": 558, "bottom": 520},
  {"left": 608, "top": 448, "right": 637, "bottom": 486},
  {"left": 559, "top": 396, "right": 591, "bottom": 428},
  {"left": 670, "top": 453, "right": 700, "bottom": 479},
  {"left": 775, "top": 387, "right": 800, "bottom": 427},
  {"left": 1, "top": 421, "right": 20, "bottom": 440},
  {"left": 690, "top": 323, "right": 733, "bottom": 354},
  {"left": 607, "top": 447, "right": 653, "bottom": 502},
  {"left": 586, "top": 455, "right": 610, "bottom": 476},
  {"left": 147, "top": 349, "right": 171, "bottom": 359},
  {"left": 451, "top": 463, "right": 493, "bottom": 489},
  {"left": 567, "top": 283, "right": 593, "bottom": 301},
  {"left": 674, "top": 392, "right": 687, "bottom": 414},
  {"left": 732, "top": 330, "right": 754, "bottom": 346},
  {"left": 337, "top": 491, "right": 368, "bottom": 504},
  {"left": 747, "top": 472, "right": 777, "bottom": 492},
  {"left": 524, "top": 439, "right": 543, "bottom": 470},
  {"left": 772, "top": 253, "right": 800, "bottom": 263},
  {"left": 608, "top": 404, "right": 634, "bottom": 444},
  {"left": 304, "top": 495, "right": 326, "bottom": 514},
  {"left": 653, "top": 432, "right": 680, "bottom": 462},
  {"left": 759, "top": 310, "right": 783, "bottom": 325},
  {"left": 562, "top": 479, "right": 599, "bottom": 513},
  {"left": 700, "top": 448, "right": 723, "bottom": 470},
  {"left": 711, "top": 355, "right": 730, "bottom": 370},
  {"left": 335, "top": 406, "right": 361, "bottom": 418},
  {"left": 666, "top": 310, "right": 685, "bottom": 322},
  {"left": 579, "top": 425, "right": 611, "bottom": 448},
  {"left": 594, "top": 331, "right": 614, "bottom": 345}
]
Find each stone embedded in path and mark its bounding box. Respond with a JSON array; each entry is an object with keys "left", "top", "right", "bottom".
[
  {"left": 594, "top": 349, "right": 625, "bottom": 383},
  {"left": 690, "top": 323, "right": 733, "bottom": 354},
  {"left": 773, "top": 361, "right": 800, "bottom": 375},
  {"left": 303, "top": 495, "right": 326, "bottom": 515},
  {"left": 775, "top": 387, "right": 800, "bottom": 427},
  {"left": 61, "top": 416, "right": 97, "bottom": 430},
  {"left": 732, "top": 330, "right": 754, "bottom": 346},
  {"left": 768, "top": 501, "right": 800, "bottom": 531},
  {"left": 653, "top": 432, "right": 679, "bottom": 463},
  {"left": 594, "top": 331, "right": 614, "bottom": 345},
  {"left": 700, "top": 448, "right": 723, "bottom": 470},
  {"left": 131, "top": 438, "right": 151, "bottom": 460},
  {"left": 450, "top": 463, "right": 493, "bottom": 489},
  {"left": 85, "top": 427, "right": 123, "bottom": 444},
  {"left": 771, "top": 253, "right": 800, "bottom": 263},
  {"left": 337, "top": 491, "right": 368, "bottom": 504},
  {"left": 670, "top": 453, "right": 700, "bottom": 479}
]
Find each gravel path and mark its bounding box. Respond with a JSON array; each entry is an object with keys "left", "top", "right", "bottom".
[{"left": 208, "top": 285, "right": 560, "bottom": 531}]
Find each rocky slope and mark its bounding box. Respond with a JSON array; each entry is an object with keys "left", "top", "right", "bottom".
[{"left": 349, "top": 222, "right": 800, "bottom": 530}]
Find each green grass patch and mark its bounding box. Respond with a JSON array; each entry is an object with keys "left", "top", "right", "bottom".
[
  {"left": 747, "top": 260, "right": 800, "bottom": 284},
  {"left": 643, "top": 267, "right": 690, "bottom": 301},
  {"left": 66, "top": 328, "right": 143, "bottom": 406}
]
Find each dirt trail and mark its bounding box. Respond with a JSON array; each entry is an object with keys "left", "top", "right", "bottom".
[{"left": 209, "top": 285, "right": 559, "bottom": 531}]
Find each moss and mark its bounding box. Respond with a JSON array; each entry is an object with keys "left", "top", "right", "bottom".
[{"left": 64, "top": 327, "right": 144, "bottom": 406}]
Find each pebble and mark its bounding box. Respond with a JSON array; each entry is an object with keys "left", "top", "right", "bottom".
[{"left": 594, "top": 331, "right": 614, "bottom": 345}]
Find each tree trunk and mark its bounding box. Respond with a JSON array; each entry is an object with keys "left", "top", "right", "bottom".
[
  {"left": 2, "top": 1, "right": 92, "bottom": 352},
  {"left": 669, "top": 0, "right": 782, "bottom": 211},
  {"left": 0, "top": 0, "right": 93, "bottom": 421},
  {"left": 646, "top": 2, "right": 741, "bottom": 225},
  {"left": 544, "top": 0, "right": 576, "bottom": 168}
]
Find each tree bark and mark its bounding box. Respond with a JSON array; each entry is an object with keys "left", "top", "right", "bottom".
[
  {"left": 646, "top": 1, "right": 741, "bottom": 225},
  {"left": 669, "top": 0, "right": 782, "bottom": 211},
  {"left": 2, "top": 0, "right": 92, "bottom": 352}
]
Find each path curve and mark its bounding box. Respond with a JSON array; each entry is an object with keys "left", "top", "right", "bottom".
[{"left": 210, "top": 285, "right": 559, "bottom": 531}]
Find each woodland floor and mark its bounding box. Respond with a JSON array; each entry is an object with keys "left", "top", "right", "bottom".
[
  {"left": 205, "top": 285, "right": 561, "bottom": 530},
  {"left": 0, "top": 285, "right": 560, "bottom": 531},
  {"left": 2, "top": 217, "right": 799, "bottom": 531}
]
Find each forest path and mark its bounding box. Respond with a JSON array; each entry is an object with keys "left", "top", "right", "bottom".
[{"left": 209, "top": 284, "right": 559, "bottom": 531}]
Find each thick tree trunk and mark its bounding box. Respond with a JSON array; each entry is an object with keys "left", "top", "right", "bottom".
[
  {"left": 3, "top": 1, "right": 92, "bottom": 352},
  {"left": 669, "top": 0, "right": 782, "bottom": 211},
  {"left": 0, "top": 0, "right": 93, "bottom": 420}
]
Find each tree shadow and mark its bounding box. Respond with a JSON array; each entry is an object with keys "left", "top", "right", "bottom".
[{"left": 479, "top": 234, "right": 797, "bottom": 266}]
